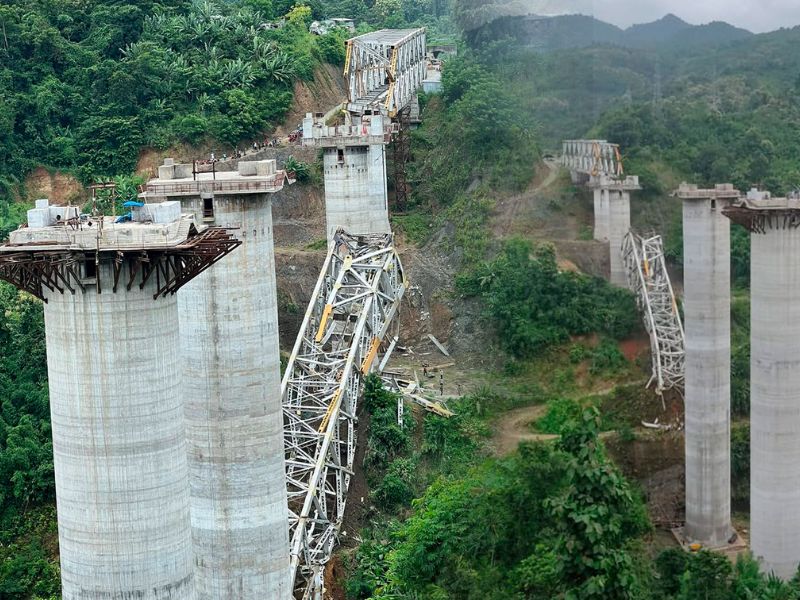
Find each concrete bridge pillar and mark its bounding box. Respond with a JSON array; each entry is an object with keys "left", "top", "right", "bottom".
[
  {"left": 750, "top": 221, "right": 800, "bottom": 579},
  {"left": 145, "top": 164, "right": 291, "bottom": 600},
  {"left": 593, "top": 187, "right": 610, "bottom": 241},
  {"left": 723, "top": 190, "right": 800, "bottom": 579},
  {"left": 678, "top": 183, "right": 738, "bottom": 547},
  {"left": 608, "top": 189, "right": 630, "bottom": 287}
]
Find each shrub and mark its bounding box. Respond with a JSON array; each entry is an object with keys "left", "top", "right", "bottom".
[
  {"left": 371, "top": 457, "right": 416, "bottom": 510},
  {"left": 536, "top": 397, "right": 582, "bottom": 435},
  {"left": 458, "top": 238, "right": 639, "bottom": 358},
  {"left": 589, "top": 338, "right": 628, "bottom": 375},
  {"left": 285, "top": 156, "right": 311, "bottom": 183}
]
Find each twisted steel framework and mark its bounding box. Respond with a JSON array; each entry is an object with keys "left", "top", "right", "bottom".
[
  {"left": 622, "top": 232, "right": 685, "bottom": 394},
  {"left": 282, "top": 230, "right": 407, "bottom": 599}
]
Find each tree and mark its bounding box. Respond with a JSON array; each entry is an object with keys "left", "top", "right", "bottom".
[{"left": 547, "top": 407, "right": 650, "bottom": 598}]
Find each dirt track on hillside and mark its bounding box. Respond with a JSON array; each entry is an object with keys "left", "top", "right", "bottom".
[
  {"left": 492, "top": 158, "right": 562, "bottom": 238},
  {"left": 493, "top": 404, "right": 556, "bottom": 455}
]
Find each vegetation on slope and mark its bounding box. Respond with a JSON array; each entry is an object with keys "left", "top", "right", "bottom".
[
  {"left": 456, "top": 238, "right": 638, "bottom": 358},
  {"left": 350, "top": 381, "right": 800, "bottom": 600},
  {"left": 2, "top": 0, "right": 798, "bottom": 596},
  {"left": 0, "top": 0, "right": 324, "bottom": 186},
  {"left": 0, "top": 285, "right": 55, "bottom": 597}
]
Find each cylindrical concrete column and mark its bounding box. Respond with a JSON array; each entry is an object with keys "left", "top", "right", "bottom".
[
  {"left": 323, "top": 144, "right": 390, "bottom": 243},
  {"left": 44, "top": 262, "right": 195, "bottom": 600},
  {"left": 593, "top": 187, "right": 610, "bottom": 241},
  {"left": 178, "top": 194, "right": 290, "bottom": 599},
  {"left": 608, "top": 190, "right": 630, "bottom": 287},
  {"left": 682, "top": 196, "right": 732, "bottom": 545},
  {"left": 750, "top": 224, "right": 800, "bottom": 579}
]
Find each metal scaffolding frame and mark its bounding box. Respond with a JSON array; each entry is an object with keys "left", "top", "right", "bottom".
[
  {"left": 622, "top": 231, "right": 685, "bottom": 394},
  {"left": 282, "top": 230, "right": 407, "bottom": 599},
  {"left": 0, "top": 226, "right": 241, "bottom": 302}
]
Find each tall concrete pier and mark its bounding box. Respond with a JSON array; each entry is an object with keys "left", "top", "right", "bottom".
[
  {"left": 561, "top": 141, "right": 639, "bottom": 287},
  {"left": 144, "top": 161, "right": 291, "bottom": 599},
  {"left": 603, "top": 175, "right": 640, "bottom": 287},
  {"left": 592, "top": 186, "right": 609, "bottom": 241},
  {"left": 724, "top": 191, "right": 800, "bottom": 579},
  {"left": 303, "top": 112, "right": 392, "bottom": 242},
  {"left": 678, "top": 183, "right": 739, "bottom": 546},
  {"left": 0, "top": 200, "right": 240, "bottom": 599}
]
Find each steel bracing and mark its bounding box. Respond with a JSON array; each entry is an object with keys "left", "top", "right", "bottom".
[
  {"left": 282, "top": 230, "right": 407, "bottom": 599},
  {"left": 561, "top": 139, "right": 624, "bottom": 178},
  {"left": 622, "top": 232, "right": 685, "bottom": 394},
  {"left": 344, "top": 28, "right": 426, "bottom": 117}
]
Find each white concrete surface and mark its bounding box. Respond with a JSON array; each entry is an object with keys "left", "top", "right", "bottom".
[
  {"left": 43, "top": 261, "right": 195, "bottom": 600},
  {"left": 608, "top": 190, "right": 631, "bottom": 287},
  {"left": 682, "top": 194, "right": 733, "bottom": 545},
  {"left": 593, "top": 187, "right": 610, "bottom": 241},
  {"left": 750, "top": 223, "right": 800, "bottom": 579},
  {"left": 323, "top": 144, "right": 391, "bottom": 242},
  {"left": 177, "top": 193, "right": 290, "bottom": 599}
]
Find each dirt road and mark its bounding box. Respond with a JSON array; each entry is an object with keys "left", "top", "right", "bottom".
[
  {"left": 492, "top": 158, "right": 562, "bottom": 237},
  {"left": 493, "top": 404, "right": 557, "bottom": 455}
]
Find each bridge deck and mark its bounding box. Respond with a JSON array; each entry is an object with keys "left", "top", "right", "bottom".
[{"left": 345, "top": 27, "right": 426, "bottom": 117}]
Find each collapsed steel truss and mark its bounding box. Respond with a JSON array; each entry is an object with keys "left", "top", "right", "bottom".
[
  {"left": 282, "top": 230, "right": 407, "bottom": 599},
  {"left": 561, "top": 139, "right": 624, "bottom": 178},
  {"left": 622, "top": 232, "right": 685, "bottom": 394}
]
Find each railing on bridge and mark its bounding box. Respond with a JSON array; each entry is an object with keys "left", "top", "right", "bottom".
[
  {"left": 622, "top": 232, "right": 685, "bottom": 395},
  {"left": 561, "top": 139, "right": 624, "bottom": 178},
  {"left": 344, "top": 28, "right": 426, "bottom": 117},
  {"left": 282, "top": 230, "right": 407, "bottom": 599}
]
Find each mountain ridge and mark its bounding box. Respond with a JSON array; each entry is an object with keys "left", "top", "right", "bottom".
[{"left": 484, "top": 12, "right": 754, "bottom": 51}]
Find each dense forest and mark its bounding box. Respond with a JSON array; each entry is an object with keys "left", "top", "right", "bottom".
[{"left": 2, "top": 0, "right": 800, "bottom": 597}]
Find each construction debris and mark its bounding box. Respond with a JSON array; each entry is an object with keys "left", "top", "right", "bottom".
[{"left": 428, "top": 333, "right": 450, "bottom": 357}]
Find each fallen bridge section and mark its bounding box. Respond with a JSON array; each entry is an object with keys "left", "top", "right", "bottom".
[
  {"left": 622, "top": 231, "right": 685, "bottom": 395},
  {"left": 282, "top": 230, "right": 407, "bottom": 599}
]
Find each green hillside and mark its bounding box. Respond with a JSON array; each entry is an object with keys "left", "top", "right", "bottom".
[{"left": 1, "top": 0, "right": 800, "bottom": 598}]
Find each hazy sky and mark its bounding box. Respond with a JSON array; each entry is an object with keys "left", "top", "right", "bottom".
[{"left": 524, "top": 0, "right": 800, "bottom": 33}]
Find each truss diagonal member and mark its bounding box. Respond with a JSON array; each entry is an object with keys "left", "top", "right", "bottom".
[
  {"left": 282, "top": 230, "right": 407, "bottom": 599},
  {"left": 622, "top": 231, "right": 685, "bottom": 394}
]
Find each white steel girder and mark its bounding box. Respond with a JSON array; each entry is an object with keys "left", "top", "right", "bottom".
[
  {"left": 622, "top": 231, "right": 685, "bottom": 394},
  {"left": 561, "top": 139, "right": 624, "bottom": 178},
  {"left": 282, "top": 230, "right": 407, "bottom": 599},
  {"left": 343, "top": 28, "right": 426, "bottom": 117}
]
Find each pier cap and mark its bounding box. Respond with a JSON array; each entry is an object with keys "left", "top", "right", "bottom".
[
  {"left": 143, "top": 158, "right": 290, "bottom": 200},
  {"left": 722, "top": 189, "right": 800, "bottom": 234},
  {"left": 676, "top": 183, "right": 740, "bottom": 201},
  {"left": 0, "top": 199, "right": 240, "bottom": 301}
]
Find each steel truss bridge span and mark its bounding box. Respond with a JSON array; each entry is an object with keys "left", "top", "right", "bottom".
[
  {"left": 282, "top": 230, "right": 407, "bottom": 599},
  {"left": 344, "top": 28, "right": 426, "bottom": 117},
  {"left": 622, "top": 232, "right": 685, "bottom": 395},
  {"left": 561, "top": 139, "right": 624, "bottom": 178}
]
